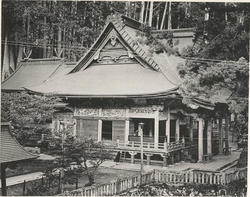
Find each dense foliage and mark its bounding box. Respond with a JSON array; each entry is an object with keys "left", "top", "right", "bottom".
[
  {"left": 27, "top": 135, "right": 113, "bottom": 195},
  {"left": 120, "top": 180, "right": 247, "bottom": 196},
  {"left": 3, "top": 1, "right": 248, "bottom": 61},
  {"left": 1, "top": 92, "right": 59, "bottom": 144}
]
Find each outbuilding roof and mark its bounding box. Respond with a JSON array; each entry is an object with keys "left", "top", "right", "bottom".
[
  {"left": 0, "top": 122, "right": 37, "bottom": 164},
  {"left": 1, "top": 58, "right": 75, "bottom": 91}
]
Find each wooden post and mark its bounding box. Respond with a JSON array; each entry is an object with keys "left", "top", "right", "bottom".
[
  {"left": 98, "top": 119, "right": 102, "bottom": 142},
  {"left": 154, "top": 111, "right": 159, "bottom": 149},
  {"left": 58, "top": 171, "right": 61, "bottom": 193},
  {"left": 162, "top": 154, "right": 168, "bottom": 167},
  {"left": 1, "top": 164, "right": 7, "bottom": 196},
  {"left": 207, "top": 119, "right": 212, "bottom": 157},
  {"left": 129, "top": 151, "right": 136, "bottom": 164},
  {"left": 125, "top": 120, "right": 129, "bottom": 144},
  {"left": 176, "top": 119, "right": 180, "bottom": 141},
  {"left": 164, "top": 141, "right": 167, "bottom": 152},
  {"left": 145, "top": 154, "right": 152, "bottom": 165}
]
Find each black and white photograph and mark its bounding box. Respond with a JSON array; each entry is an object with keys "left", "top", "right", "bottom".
[{"left": 0, "top": 1, "right": 249, "bottom": 196}]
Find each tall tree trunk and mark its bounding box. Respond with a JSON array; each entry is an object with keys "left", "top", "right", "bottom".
[
  {"left": 156, "top": 11, "right": 160, "bottom": 30},
  {"left": 133, "top": 2, "right": 137, "bottom": 19},
  {"left": 62, "top": 27, "right": 66, "bottom": 58},
  {"left": 139, "top": 1, "right": 145, "bottom": 23},
  {"left": 42, "top": 1, "right": 47, "bottom": 58},
  {"left": 57, "top": 26, "right": 62, "bottom": 58},
  {"left": 160, "top": 2, "right": 167, "bottom": 30},
  {"left": 27, "top": 13, "right": 31, "bottom": 54},
  {"left": 239, "top": 10, "right": 245, "bottom": 24},
  {"left": 167, "top": 2, "right": 172, "bottom": 30},
  {"left": 126, "top": 1, "right": 130, "bottom": 17},
  {"left": 2, "top": 35, "right": 10, "bottom": 81},
  {"left": 148, "top": 1, "right": 154, "bottom": 27},
  {"left": 204, "top": 7, "right": 209, "bottom": 21},
  {"left": 224, "top": 2, "right": 228, "bottom": 22},
  {"left": 144, "top": 2, "right": 149, "bottom": 24}
]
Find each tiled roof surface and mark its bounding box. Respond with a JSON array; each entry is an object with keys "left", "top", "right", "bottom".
[{"left": 0, "top": 123, "right": 37, "bottom": 164}]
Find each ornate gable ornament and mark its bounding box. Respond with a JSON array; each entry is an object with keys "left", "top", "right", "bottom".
[{"left": 93, "top": 29, "right": 136, "bottom": 64}]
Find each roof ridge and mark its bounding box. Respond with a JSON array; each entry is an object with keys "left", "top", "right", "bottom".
[
  {"left": 44, "top": 60, "right": 65, "bottom": 82},
  {"left": 111, "top": 20, "right": 161, "bottom": 71}
]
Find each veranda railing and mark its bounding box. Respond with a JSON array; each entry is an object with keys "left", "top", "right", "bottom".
[{"left": 116, "top": 138, "right": 185, "bottom": 153}]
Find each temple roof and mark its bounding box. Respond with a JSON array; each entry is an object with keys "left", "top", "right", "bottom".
[
  {"left": 0, "top": 122, "right": 37, "bottom": 164},
  {"left": 1, "top": 58, "right": 75, "bottom": 91},
  {"left": 26, "top": 63, "right": 178, "bottom": 98},
  {"left": 26, "top": 15, "right": 185, "bottom": 98}
]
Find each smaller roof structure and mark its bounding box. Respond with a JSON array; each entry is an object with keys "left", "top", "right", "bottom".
[
  {"left": 0, "top": 122, "right": 37, "bottom": 164},
  {"left": 1, "top": 58, "right": 76, "bottom": 91}
]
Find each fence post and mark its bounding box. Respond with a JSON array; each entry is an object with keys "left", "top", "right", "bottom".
[
  {"left": 190, "top": 170, "right": 194, "bottom": 183},
  {"left": 222, "top": 172, "right": 226, "bottom": 185},
  {"left": 23, "top": 180, "right": 26, "bottom": 196}
]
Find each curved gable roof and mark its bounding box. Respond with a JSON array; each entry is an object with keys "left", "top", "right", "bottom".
[{"left": 25, "top": 15, "right": 185, "bottom": 98}]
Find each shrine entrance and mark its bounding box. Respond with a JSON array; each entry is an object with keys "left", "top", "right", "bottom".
[{"left": 102, "top": 120, "right": 112, "bottom": 140}]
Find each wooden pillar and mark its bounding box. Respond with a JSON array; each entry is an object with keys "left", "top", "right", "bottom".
[
  {"left": 189, "top": 117, "right": 193, "bottom": 143},
  {"left": 198, "top": 118, "right": 204, "bottom": 162},
  {"left": 154, "top": 111, "right": 159, "bottom": 149},
  {"left": 207, "top": 119, "right": 212, "bottom": 157},
  {"left": 165, "top": 108, "right": 170, "bottom": 143},
  {"left": 225, "top": 115, "right": 229, "bottom": 152},
  {"left": 98, "top": 120, "right": 102, "bottom": 142},
  {"left": 125, "top": 119, "right": 129, "bottom": 144},
  {"left": 176, "top": 119, "right": 180, "bottom": 141},
  {"left": 218, "top": 118, "right": 223, "bottom": 154},
  {"left": 1, "top": 164, "right": 7, "bottom": 196}
]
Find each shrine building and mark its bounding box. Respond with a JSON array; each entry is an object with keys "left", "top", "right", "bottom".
[{"left": 17, "top": 15, "right": 230, "bottom": 166}]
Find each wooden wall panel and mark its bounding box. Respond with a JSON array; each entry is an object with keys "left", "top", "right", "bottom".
[
  {"left": 112, "top": 120, "right": 125, "bottom": 142},
  {"left": 77, "top": 119, "right": 98, "bottom": 140}
]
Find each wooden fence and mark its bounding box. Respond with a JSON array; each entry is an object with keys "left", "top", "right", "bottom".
[
  {"left": 155, "top": 167, "right": 247, "bottom": 185},
  {"left": 61, "top": 167, "right": 247, "bottom": 196},
  {"left": 62, "top": 172, "right": 154, "bottom": 196}
]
